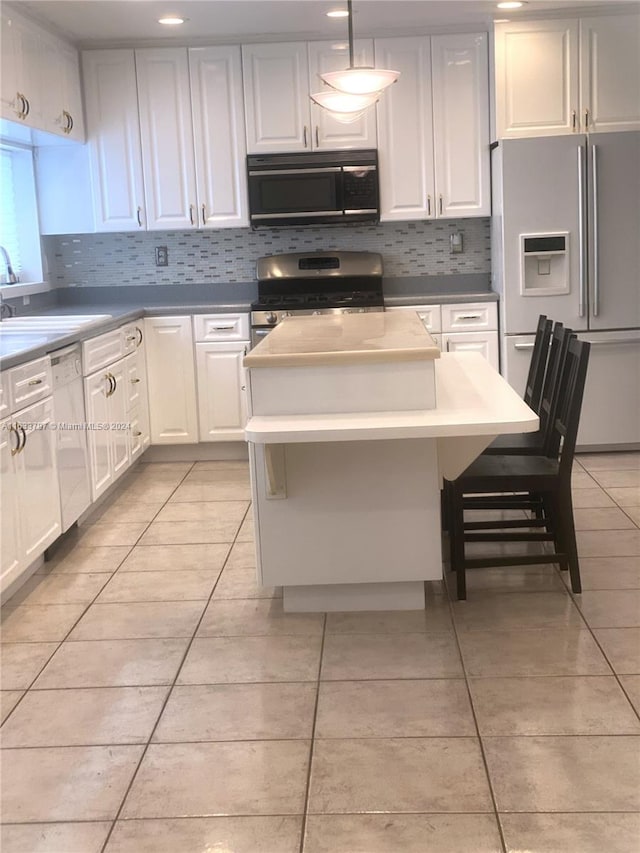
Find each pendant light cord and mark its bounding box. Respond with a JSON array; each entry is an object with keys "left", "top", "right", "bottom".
[{"left": 347, "top": 0, "right": 354, "bottom": 68}]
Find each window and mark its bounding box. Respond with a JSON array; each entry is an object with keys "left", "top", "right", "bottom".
[{"left": 0, "top": 142, "right": 43, "bottom": 286}]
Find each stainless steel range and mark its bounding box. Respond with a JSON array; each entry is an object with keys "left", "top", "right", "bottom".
[{"left": 250, "top": 251, "right": 385, "bottom": 348}]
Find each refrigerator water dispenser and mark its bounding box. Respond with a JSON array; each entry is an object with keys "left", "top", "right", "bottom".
[{"left": 520, "top": 233, "right": 570, "bottom": 296}]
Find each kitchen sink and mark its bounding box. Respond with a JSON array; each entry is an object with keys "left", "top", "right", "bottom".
[{"left": 0, "top": 314, "right": 112, "bottom": 331}]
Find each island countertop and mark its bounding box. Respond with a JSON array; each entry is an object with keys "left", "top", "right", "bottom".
[{"left": 243, "top": 311, "right": 441, "bottom": 368}]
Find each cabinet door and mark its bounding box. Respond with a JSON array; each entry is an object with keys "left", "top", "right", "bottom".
[
  {"left": 82, "top": 50, "right": 146, "bottom": 231},
  {"left": 15, "top": 397, "right": 61, "bottom": 565},
  {"left": 84, "top": 370, "right": 113, "bottom": 500},
  {"left": 1, "top": 10, "right": 22, "bottom": 120},
  {"left": 242, "top": 42, "right": 311, "bottom": 153},
  {"left": 108, "top": 358, "right": 130, "bottom": 480},
  {"left": 442, "top": 331, "right": 499, "bottom": 370},
  {"left": 375, "top": 37, "right": 435, "bottom": 221},
  {"left": 580, "top": 15, "right": 640, "bottom": 133},
  {"left": 495, "top": 19, "right": 579, "bottom": 138},
  {"left": 136, "top": 48, "right": 198, "bottom": 230},
  {"left": 40, "top": 35, "right": 85, "bottom": 141},
  {"left": 308, "top": 40, "right": 377, "bottom": 150},
  {"left": 145, "top": 317, "right": 198, "bottom": 444},
  {"left": 0, "top": 419, "right": 22, "bottom": 592},
  {"left": 432, "top": 33, "right": 490, "bottom": 218},
  {"left": 0, "top": 10, "right": 44, "bottom": 128},
  {"left": 189, "top": 46, "right": 248, "bottom": 228},
  {"left": 58, "top": 42, "right": 86, "bottom": 141},
  {"left": 196, "top": 342, "right": 248, "bottom": 441}
]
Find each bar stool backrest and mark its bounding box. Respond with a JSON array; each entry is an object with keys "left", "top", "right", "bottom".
[
  {"left": 539, "top": 324, "right": 572, "bottom": 453},
  {"left": 550, "top": 337, "right": 591, "bottom": 477},
  {"left": 525, "top": 315, "right": 553, "bottom": 412}
]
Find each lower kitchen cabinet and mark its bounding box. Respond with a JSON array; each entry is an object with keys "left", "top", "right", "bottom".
[
  {"left": 144, "top": 316, "right": 199, "bottom": 444},
  {"left": 441, "top": 331, "right": 499, "bottom": 369},
  {"left": 1, "top": 397, "right": 62, "bottom": 594},
  {"left": 84, "top": 356, "right": 130, "bottom": 501},
  {"left": 196, "top": 341, "right": 248, "bottom": 441}
]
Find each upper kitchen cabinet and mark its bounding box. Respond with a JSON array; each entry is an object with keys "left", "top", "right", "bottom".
[
  {"left": 495, "top": 13, "right": 640, "bottom": 138},
  {"left": 136, "top": 48, "right": 198, "bottom": 230},
  {"left": 376, "top": 33, "right": 489, "bottom": 221},
  {"left": 308, "top": 40, "right": 377, "bottom": 150},
  {"left": 189, "top": 46, "right": 249, "bottom": 228},
  {"left": 242, "top": 40, "right": 377, "bottom": 153},
  {"left": 82, "top": 50, "right": 146, "bottom": 231},
  {"left": 579, "top": 15, "right": 640, "bottom": 133},
  {"left": 243, "top": 42, "right": 310, "bottom": 153},
  {"left": 1, "top": 8, "right": 84, "bottom": 140}
]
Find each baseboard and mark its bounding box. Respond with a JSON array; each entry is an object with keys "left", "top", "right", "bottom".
[{"left": 144, "top": 442, "right": 248, "bottom": 462}]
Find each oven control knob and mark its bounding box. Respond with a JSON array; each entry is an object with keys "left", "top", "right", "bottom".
[{"left": 266, "top": 312, "right": 278, "bottom": 325}]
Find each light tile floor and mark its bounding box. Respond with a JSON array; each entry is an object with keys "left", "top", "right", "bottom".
[{"left": 1, "top": 453, "right": 639, "bottom": 853}]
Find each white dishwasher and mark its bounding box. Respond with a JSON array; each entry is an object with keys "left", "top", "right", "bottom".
[{"left": 51, "top": 345, "right": 91, "bottom": 531}]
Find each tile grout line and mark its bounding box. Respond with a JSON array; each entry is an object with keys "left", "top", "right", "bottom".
[
  {"left": 98, "top": 495, "right": 251, "bottom": 853},
  {"left": 443, "top": 586, "right": 508, "bottom": 853},
  {"left": 298, "top": 611, "right": 327, "bottom": 853}
]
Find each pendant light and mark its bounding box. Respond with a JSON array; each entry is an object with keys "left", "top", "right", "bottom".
[{"left": 310, "top": 0, "right": 399, "bottom": 123}]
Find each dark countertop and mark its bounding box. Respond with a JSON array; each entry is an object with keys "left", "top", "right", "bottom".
[{"left": 1, "top": 275, "right": 497, "bottom": 370}]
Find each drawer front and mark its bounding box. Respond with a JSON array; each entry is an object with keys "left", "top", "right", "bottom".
[
  {"left": 442, "top": 331, "right": 500, "bottom": 370},
  {"left": 193, "top": 313, "right": 250, "bottom": 342},
  {"left": 441, "top": 302, "right": 498, "bottom": 332},
  {"left": 82, "top": 328, "right": 124, "bottom": 374},
  {"left": 386, "top": 305, "right": 442, "bottom": 332},
  {"left": 0, "top": 372, "right": 10, "bottom": 419},
  {"left": 121, "top": 323, "right": 140, "bottom": 355},
  {"left": 9, "top": 357, "right": 53, "bottom": 413}
]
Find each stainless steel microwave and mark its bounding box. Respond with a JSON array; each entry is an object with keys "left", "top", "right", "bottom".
[{"left": 247, "top": 149, "right": 379, "bottom": 228}]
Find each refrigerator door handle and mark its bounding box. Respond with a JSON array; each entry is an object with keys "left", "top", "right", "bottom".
[
  {"left": 592, "top": 144, "right": 599, "bottom": 318},
  {"left": 577, "top": 144, "right": 587, "bottom": 318}
]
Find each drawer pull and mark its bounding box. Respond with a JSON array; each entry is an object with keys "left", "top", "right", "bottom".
[
  {"left": 514, "top": 342, "right": 535, "bottom": 351},
  {"left": 133, "top": 430, "right": 142, "bottom": 437},
  {"left": 27, "top": 378, "right": 43, "bottom": 386},
  {"left": 456, "top": 314, "right": 482, "bottom": 320},
  {"left": 131, "top": 378, "right": 141, "bottom": 384},
  {"left": 126, "top": 334, "right": 137, "bottom": 343},
  {"left": 211, "top": 325, "right": 235, "bottom": 331}
]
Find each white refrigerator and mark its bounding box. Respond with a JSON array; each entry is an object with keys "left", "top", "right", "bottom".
[{"left": 492, "top": 131, "right": 640, "bottom": 448}]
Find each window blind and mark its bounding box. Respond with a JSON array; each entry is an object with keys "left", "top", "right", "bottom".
[{"left": 0, "top": 146, "right": 22, "bottom": 277}]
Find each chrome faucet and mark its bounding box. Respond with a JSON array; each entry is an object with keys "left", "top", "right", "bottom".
[{"left": 0, "top": 246, "right": 18, "bottom": 284}]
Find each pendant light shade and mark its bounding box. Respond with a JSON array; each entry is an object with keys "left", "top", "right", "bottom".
[
  {"left": 310, "top": 90, "right": 379, "bottom": 122},
  {"left": 312, "top": 0, "right": 400, "bottom": 118},
  {"left": 320, "top": 66, "right": 400, "bottom": 96}
]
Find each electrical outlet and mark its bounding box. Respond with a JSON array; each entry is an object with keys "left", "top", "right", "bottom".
[
  {"left": 155, "top": 246, "right": 168, "bottom": 266},
  {"left": 450, "top": 232, "right": 464, "bottom": 254}
]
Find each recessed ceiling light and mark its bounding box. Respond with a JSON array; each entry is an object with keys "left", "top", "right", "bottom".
[
  {"left": 327, "top": 9, "right": 349, "bottom": 18},
  {"left": 497, "top": 1, "right": 525, "bottom": 8},
  {"left": 158, "top": 15, "right": 185, "bottom": 25}
]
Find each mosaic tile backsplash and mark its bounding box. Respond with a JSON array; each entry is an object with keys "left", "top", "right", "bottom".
[{"left": 43, "top": 219, "right": 490, "bottom": 288}]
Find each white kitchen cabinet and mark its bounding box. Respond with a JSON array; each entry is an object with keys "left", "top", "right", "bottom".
[
  {"left": 44, "top": 38, "right": 85, "bottom": 141},
  {"left": 376, "top": 33, "right": 489, "bottom": 221},
  {"left": 376, "top": 37, "right": 434, "bottom": 221},
  {"left": 242, "top": 42, "right": 310, "bottom": 153},
  {"left": 144, "top": 316, "right": 199, "bottom": 444},
  {"left": 1, "top": 396, "right": 62, "bottom": 594},
  {"left": 580, "top": 15, "right": 640, "bottom": 133},
  {"left": 0, "top": 9, "right": 45, "bottom": 128},
  {"left": 495, "top": 13, "right": 640, "bottom": 138},
  {"left": 123, "top": 323, "right": 150, "bottom": 461},
  {"left": 308, "top": 40, "right": 377, "bottom": 150},
  {"left": 196, "top": 342, "right": 249, "bottom": 441},
  {"left": 189, "top": 45, "right": 249, "bottom": 228},
  {"left": 136, "top": 48, "right": 198, "bottom": 230},
  {"left": 82, "top": 50, "right": 146, "bottom": 231},
  {"left": 83, "top": 356, "right": 130, "bottom": 500},
  {"left": 442, "top": 331, "right": 499, "bottom": 370},
  {"left": 243, "top": 40, "right": 377, "bottom": 154},
  {"left": 431, "top": 33, "right": 490, "bottom": 217},
  {"left": 441, "top": 301, "right": 498, "bottom": 333}
]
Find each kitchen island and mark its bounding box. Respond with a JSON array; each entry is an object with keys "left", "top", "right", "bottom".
[{"left": 244, "top": 312, "right": 537, "bottom": 612}]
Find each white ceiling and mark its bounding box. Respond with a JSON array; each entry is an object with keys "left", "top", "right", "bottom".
[{"left": 11, "top": 0, "right": 633, "bottom": 48}]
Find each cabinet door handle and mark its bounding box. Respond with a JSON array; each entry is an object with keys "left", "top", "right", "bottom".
[
  {"left": 137, "top": 206, "right": 143, "bottom": 227},
  {"left": 584, "top": 108, "right": 590, "bottom": 130},
  {"left": 126, "top": 334, "right": 137, "bottom": 343},
  {"left": 27, "top": 378, "right": 43, "bottom": 386},
  {"left": 68, "top": 112, "right": 74, "bottom": 132},
  {"left": 62, "top": 110, "right": 72, "bottom": 133},
  {"left": 19, "top": 424, "right": 27, "bottom": 451},
  {"left": 201, "top": 203, "right": 206, "bottom": 226},
  {"left": 135, "top": 326, "right": 143, "bottom": 347},
  {"left": 572, "top": 109, "right": 577, "bottom": 131},
  {"left": 16, "top": 92, "right": 27, "bottom": 119},
  {"left": 132, "top": 430, "right": 142, "bottom": 437},
  {"left": 303, "top": 125, "right": 308, "bottom": 148},
  {"left": 9, "top": 423, "right": 21, "bottom": 456},
  {"left": 23, "top": 96, "right": 30, "bottom": 117},
  {"left": 438, "top": 194, "right": 443, "bottom": 216},
  {"left": 105, "top": 373, "right": 115, "bottom": 396},
  {"left": 315, "top": 125, "right": 319, "bottom": 147},
  {"left": 131, "top": 377, "right": 141, "bottom": 384},
  {"left": 189, "top": 204, "right": 195, "bottom": 225},
  {"left": 427, "top": 195, "right": 431, "bottom": 216},
  {"left": 445, "top": 338, "right": 451, "bottom": 352}
]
